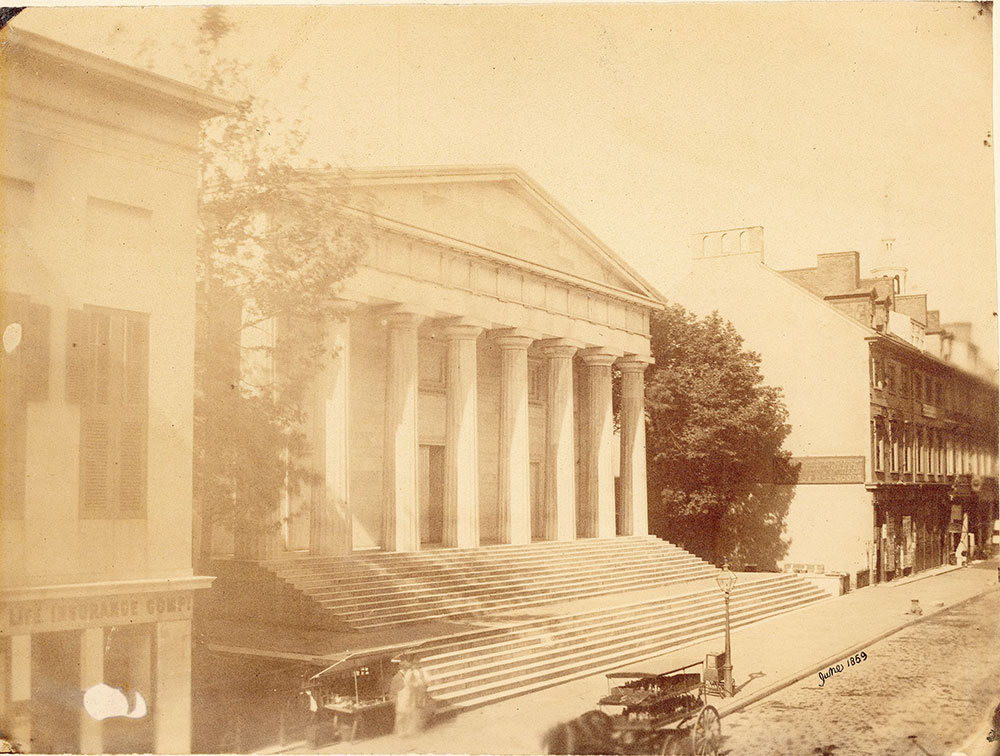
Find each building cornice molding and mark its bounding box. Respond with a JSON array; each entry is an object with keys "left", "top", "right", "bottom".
[
  {"left": 338, "top": 203, "right": 664, "bottom": 312},
  {"left": 865, "top": 334, "right": 998, "bottom": 389},
  {"left": 1, "top": 575, "right": 214, "bottom": 602},
  {"left": 2, "top": 26, "right": 233, "bottom": 121}
]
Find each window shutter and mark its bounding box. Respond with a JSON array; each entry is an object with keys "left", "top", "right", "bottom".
[
  {"left": 119, "top": 314, "right": 148, "bottom": 516},
  {"left": 66, "top": 309, "right": 90, "bottom": 403},
  {"left": 23, "top": 301, "right": 50, "bottom": 401},
  {"left": 124, "top": 316, "right": 148, "bottom": 406},
  {"left": 118, "top": 418, "right": 147, "bottom": 516},
  {"left": 81, "top": 410, "right": 111, "bottom": 516}
]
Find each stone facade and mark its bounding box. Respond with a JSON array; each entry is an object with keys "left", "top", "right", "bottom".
[
  {"left": 0, "top": 28, "right": 228, "bottom": 753},
  {"left": 213, "top": 167, "right": 664, "bottom": 558}
]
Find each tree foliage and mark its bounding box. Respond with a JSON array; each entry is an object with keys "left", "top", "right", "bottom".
[
  {"left": 645, "top": 303, "right": 798, "bottom": 568},
  {"left": 191, "top": 9, "right": 367, "bottom": 562}
]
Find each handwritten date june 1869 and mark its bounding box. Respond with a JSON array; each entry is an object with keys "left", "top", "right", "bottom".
[{"left": 818, "top": 651, "right": 867, "bottom": 687}]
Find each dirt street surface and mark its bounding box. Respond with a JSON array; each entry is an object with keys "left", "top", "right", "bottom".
[{"left": 721, "top": 590, "right": 1000, "bottom": 756}]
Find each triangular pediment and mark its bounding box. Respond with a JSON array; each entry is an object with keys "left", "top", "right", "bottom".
[{"left": 335, "top": 166, "right": 661, "bottom": 302}]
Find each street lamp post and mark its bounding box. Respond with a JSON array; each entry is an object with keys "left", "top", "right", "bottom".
[{"left": 715, "top": 562, "right": 737, "bottom": 697}]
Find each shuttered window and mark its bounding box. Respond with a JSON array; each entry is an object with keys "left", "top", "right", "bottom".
[
  {"left": 68, "top": 306, "right": 148, "bottom": 519},
  {"left": 2, "top": 293, "right": 51, "bottom": 520}
]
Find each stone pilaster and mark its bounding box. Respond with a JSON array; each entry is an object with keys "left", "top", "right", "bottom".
[
  {"left": 311, "top": 307, "right": 355, "bottom": 556},
  {"left": 153, "top": 619, "right": 192, "bottom": 754},
  {"left": 79, "top": 627, "right": 104, "bottom": 754},
  {"left": 538, "top": 339, "right": 582, "bottom": 541},
  {"left": 580, "top": 348, "right": 620, "bottom": 538},
  {"left": 618, "top": 355, "right": 653, "bottom": 536},
  {"left": 383, "top": 308, "right": 426, "bottom": 552},
  {"left": 494, "top": 330, "right": 536, "bottom": 545},
  {"left": 442, "top": 319, "right": 484, "bottom": 549}
]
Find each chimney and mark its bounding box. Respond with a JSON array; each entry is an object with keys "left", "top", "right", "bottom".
[
  {"left": 895, "top": 294, "right": 928, "bottom": 326},
  {"left": 925, "top": 310, "right": 941, "bottom": 332},
  {"left": 815, "top": 251, "right": 860, "bottom": 295}
]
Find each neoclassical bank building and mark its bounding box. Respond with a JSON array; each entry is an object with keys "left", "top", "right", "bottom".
[
  {"left": 216, "top": 166, "right": 665, "bottom": 560},
  {"left": 201, "top": 173, "right": 831, "bottom": 754}
]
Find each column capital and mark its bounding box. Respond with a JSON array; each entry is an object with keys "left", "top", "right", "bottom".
[
  {"left": 536, "top": 337, "right": 585, "bottom": 357},
  {"left": 492, "top": 328, "right": 540, "bottom": 350},
  {"left": 617, "top": 353, "right": 655, "bottom": 372},
  {"left": 579, "top": 347, "right": 623, "bottom": 367},
  {"left": 439, "top": 316, "right": 489, "bottom": 340},
  {"left": 378, "top": 303, "right": 434, "bottom": 328}
]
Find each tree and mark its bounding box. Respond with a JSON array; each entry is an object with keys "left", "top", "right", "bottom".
[
  {"left": 644, "top": 303, "right": 799, "bottom": 568},
  {"left": 190, "top": 9, "right": 367, "bottom": 563}
]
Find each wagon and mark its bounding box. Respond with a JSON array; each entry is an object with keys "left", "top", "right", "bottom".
[{"left": 597, "top": 662, "right": 721, "bottom": 755}]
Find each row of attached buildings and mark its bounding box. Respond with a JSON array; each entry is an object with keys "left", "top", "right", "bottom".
[
  {"left": 1, "top": 25, "right": 997, "bottom": 755},
  {"left": 674, "top": 229, "right": 998, "bottom": 589}
]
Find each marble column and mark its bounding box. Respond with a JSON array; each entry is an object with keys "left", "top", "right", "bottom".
[
  {"left": 79, "top": 627, "right": 104, "bottom": 754},
  {"left": 442, "top": 319, "right": 484, "bottom": 549},
  {"left": 494, "top": 330, "right": 535, "bottom": 545},
  {"left": 311, "top": 307, "right": 355, "bottom": 556},
  {"left": 618, "top": 355, "right": 653, "bottom": 536},
  {"left": 153, "top": 619, "right": 192, "bottom": 754},
  {"left": 383, "top": 308, "right": 425, "bottom": 553},
  {"left": 538, "top": 339, "right": 581, "bottom": 541},
  {"left": 580, "top": 348, "right": 619, "bottom": 538}
]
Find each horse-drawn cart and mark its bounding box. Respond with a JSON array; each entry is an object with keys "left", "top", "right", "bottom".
[{"left": 597, "top": 662, "right": 721, "bottom": 755}]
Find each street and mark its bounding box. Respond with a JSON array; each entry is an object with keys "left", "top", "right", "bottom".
[{"left": 721, "top": 589, "right": 1000, "bottom": 756}]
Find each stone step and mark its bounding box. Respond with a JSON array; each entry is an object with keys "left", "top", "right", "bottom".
[
  {"left": 427, "top": 582, "right": 828, "bottom": 710},
  {"left": 427, "top": 584, "right": 819, "bottom": 688},
  {"left": 262, "top": 535, "right": 659, "bottom": 570},
  {"left": 284, "top": 548, "right": 706, "bottom": 589},
  {"left": 344, "top": 568, "right": 723, "bottom": 629},
  {"left": 303, "top": 558, "right": 714, "bottom": 608},
  {"left": 270, "top": 538, "right": 686, "bottom": 580},
  {"left": 417, "top": 576, "right": 799, "bottom": 671},
  {"left": 252, "top": 536, "right": 735, "bottom": 630}
]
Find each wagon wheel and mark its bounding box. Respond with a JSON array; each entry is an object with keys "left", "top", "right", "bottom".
[{"left": 691, "top": 706, "right": 721, "bottom": 756}]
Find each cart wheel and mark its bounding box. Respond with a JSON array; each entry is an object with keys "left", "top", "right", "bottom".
[{"left": 691, "top": 706, "right": 721, "bottom": 756}]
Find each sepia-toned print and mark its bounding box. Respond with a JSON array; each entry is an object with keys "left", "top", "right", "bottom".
[{"left": 1, "top": 4, "right": 997, "bottom": 755}]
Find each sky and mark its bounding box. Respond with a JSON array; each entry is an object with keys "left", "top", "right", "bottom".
[{"left": 12, "top": 2, "right": 998, "bottom": 364}]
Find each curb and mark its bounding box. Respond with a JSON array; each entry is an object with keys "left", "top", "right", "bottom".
[{"left": 716, "top": 581, "right": 1000, "bottom": 719}]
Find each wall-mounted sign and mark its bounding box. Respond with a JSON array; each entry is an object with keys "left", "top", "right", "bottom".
[
  {"left": 1, "top": 590, "right": 194, "bottom": 634},
  {"left": 790, "top": 456, "right": 866, "bottom": 485}
]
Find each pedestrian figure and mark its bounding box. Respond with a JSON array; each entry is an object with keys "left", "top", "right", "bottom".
[
  {"left": 955, "top": 538, "right": 967, "bottom": 568},
  {"left": 391, "top": 654, "right": 432, "bottom": 736}
]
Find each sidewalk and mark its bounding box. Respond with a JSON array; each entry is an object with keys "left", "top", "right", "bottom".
[{"left": 297, "top": 560, "right": 1000, "bottom": 755}]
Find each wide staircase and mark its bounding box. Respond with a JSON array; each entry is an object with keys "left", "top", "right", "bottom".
[
  {"left": 413, "top": 572, "right": 829, "bottom": 712},
  {"left": 205, "top": 537, "right": 831, "bottom": 713},
  {"left": 258, "top": 535, "right": 719, "bottom": 630}
]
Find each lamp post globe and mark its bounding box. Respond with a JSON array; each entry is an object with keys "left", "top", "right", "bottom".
[{"left": 716, "top": 562, "right": 737, "bottom": 696}]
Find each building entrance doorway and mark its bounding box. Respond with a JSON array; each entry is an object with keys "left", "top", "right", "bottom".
[{"left": 419, "top": 444, "right": 444, "bottom": 545}]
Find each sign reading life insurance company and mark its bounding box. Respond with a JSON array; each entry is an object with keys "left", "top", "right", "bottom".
[
  {"left": 790, "top": 456, "right": 866, "bottom": 485},
  {"left": 1, "top": 591, "right": 194, "bottom": 634}
]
